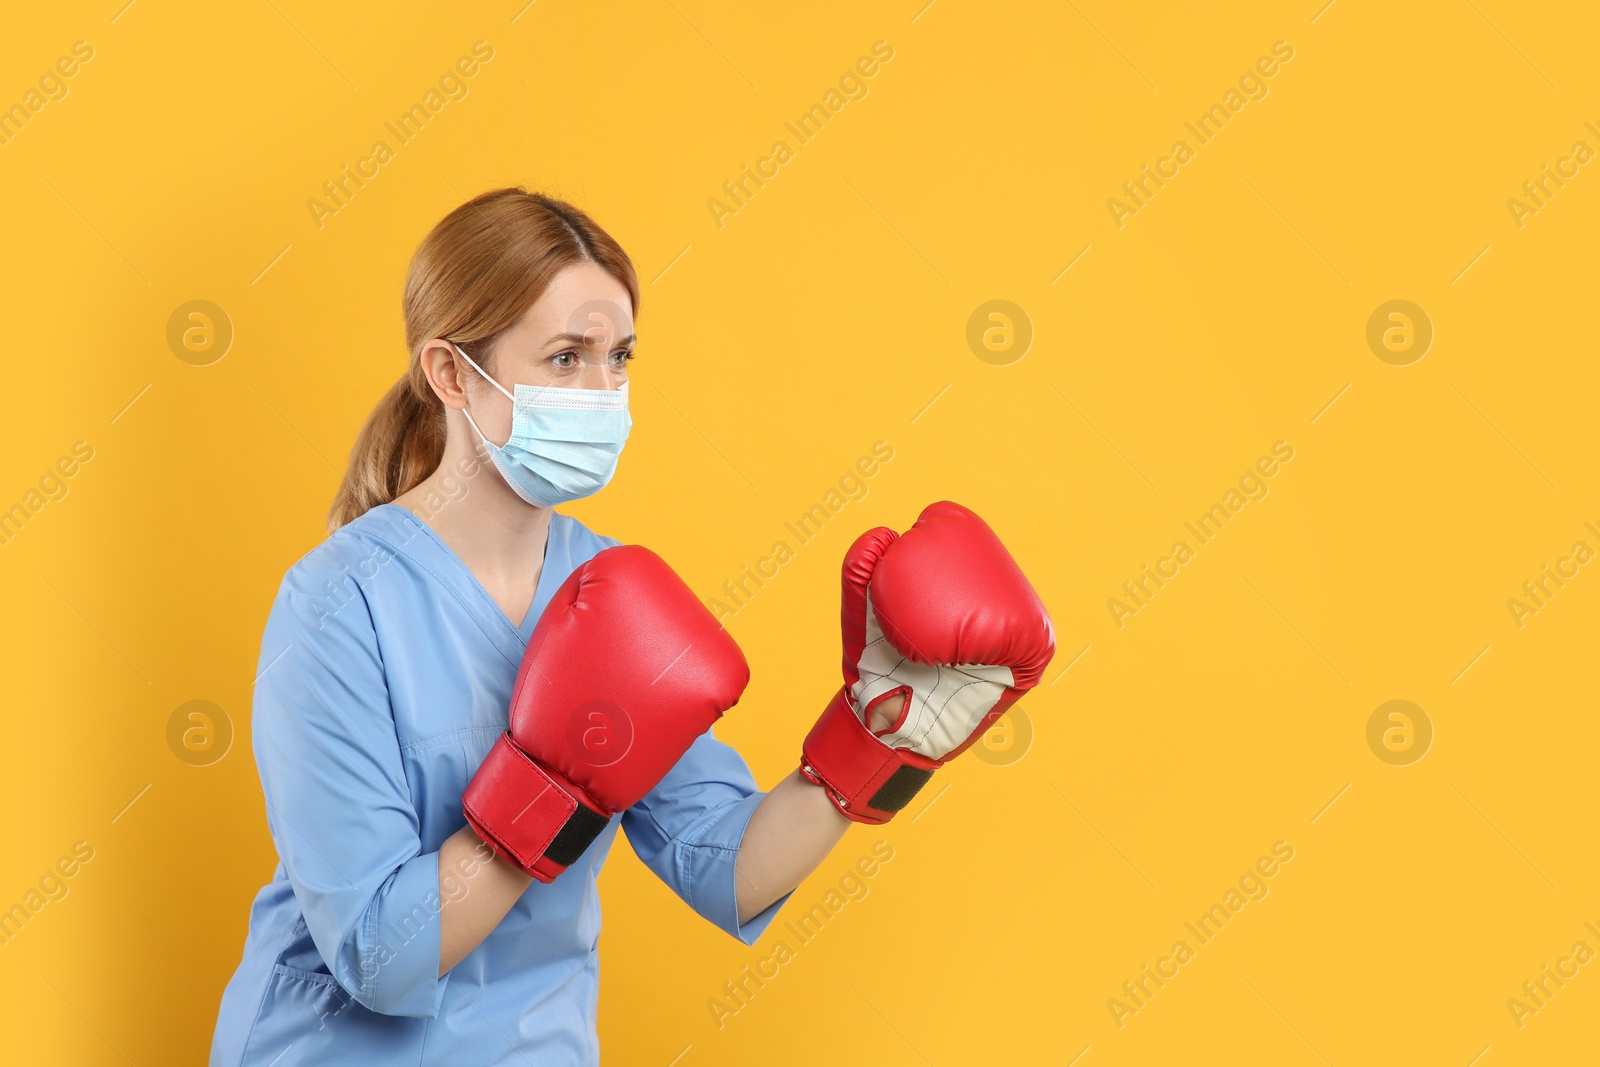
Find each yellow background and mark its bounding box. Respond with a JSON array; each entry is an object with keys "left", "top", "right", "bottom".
[{"left": 2, "top": 1, "right": 1597, "bottom": 1063}]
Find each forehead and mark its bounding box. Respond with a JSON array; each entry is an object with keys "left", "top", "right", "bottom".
[{"left": 518, "top": 262, "right": 634, "bottom": 340}]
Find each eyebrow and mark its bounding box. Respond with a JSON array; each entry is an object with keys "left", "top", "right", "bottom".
[{"left": 543, "top": 331, "right": 637, "bottom": 347}]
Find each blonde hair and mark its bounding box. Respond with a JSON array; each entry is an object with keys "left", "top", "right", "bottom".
[{"left": 329, "top": 188, "right": 640, "bottom": 531}]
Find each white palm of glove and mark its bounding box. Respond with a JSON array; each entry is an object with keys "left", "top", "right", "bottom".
[{"left": 851, "top": 594, "right": 1016, "bottom": 759}]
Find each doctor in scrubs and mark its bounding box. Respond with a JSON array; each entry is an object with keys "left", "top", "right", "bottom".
[{"left": 210, "top": 189, "right": 853, "bottom": 1064}]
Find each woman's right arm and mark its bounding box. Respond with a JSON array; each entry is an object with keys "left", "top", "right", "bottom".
[
  {"left": 436, "top": 826, "right": 532, "bottom": 976},
  {"left": 255, "top": 576, "right": 514, "bottom": 1016}
]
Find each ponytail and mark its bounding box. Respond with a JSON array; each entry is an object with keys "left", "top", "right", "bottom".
[{"left": 327, "top": 367, "right": 445, "bottom": 531}]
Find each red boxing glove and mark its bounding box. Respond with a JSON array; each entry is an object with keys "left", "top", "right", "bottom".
[
  {"left": 463, "top": 546, "right": 749, "bottom": 882},
  {"left": 801, "top": 502, "right": 1055, "bottom": 824}
]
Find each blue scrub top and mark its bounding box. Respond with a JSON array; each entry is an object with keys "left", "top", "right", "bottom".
[{"left": 211, "top": 503, "right": 789, "bottom": 1065}]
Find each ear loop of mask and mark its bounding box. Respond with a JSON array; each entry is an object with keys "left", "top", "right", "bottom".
[{"left": 452, "top": 342, "right": 514, "bottom": 448}]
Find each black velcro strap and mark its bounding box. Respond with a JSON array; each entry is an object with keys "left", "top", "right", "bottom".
[
  {"left": 867, "top": 766, "right": 935, "bottom": 814},
  {"left": 544, "top": 805, "right": 612, "bottom": 867}
]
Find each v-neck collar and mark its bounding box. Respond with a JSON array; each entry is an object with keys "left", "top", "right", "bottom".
[{"left": 372, "top": 503, "right": 565, "bottom": 666}]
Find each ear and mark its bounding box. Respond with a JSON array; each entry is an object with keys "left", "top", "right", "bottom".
[{"left": 419, "top": 339, "right": 472, "bottom": 411}]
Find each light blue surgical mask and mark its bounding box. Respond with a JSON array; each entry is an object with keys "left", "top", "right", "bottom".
[{"left": 453, "top": 343, "right": 632, "bottom": 508}]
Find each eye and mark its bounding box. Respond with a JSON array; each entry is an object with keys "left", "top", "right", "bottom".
[
  {"left": 610, "top": 349, "right": 635, "bottom": 367},
  {"left": 550, "top": 351, "right": 579, "bottom": 368}
]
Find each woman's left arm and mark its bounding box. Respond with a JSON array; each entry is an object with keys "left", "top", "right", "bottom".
[{"left": 733, "top": 770, "right": 849, "bottom": 924}]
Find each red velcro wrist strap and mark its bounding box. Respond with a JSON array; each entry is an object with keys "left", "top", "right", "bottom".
[
  {"left": 801, "top": 688, "right": 939, "bottom": 824},
  {"left": 462, "top": 732, "right": 610, "bottom": 882}
]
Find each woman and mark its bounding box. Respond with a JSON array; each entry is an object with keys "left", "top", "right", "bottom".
[{"left": 211, "top": 188, "right": 1053, "bottom": 1064}]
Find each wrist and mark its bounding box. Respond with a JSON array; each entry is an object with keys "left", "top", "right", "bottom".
[
  {"left": 801, "top": 688, "right": 937, "bottom": 824},
  {"left": 462, "top": 731, "right": 612, "bottom": 882}
]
